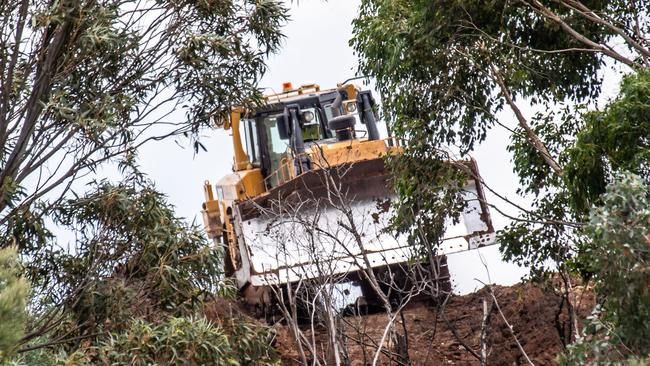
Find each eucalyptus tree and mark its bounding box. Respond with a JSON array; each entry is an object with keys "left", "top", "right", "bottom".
[
  {"left": 0, "top": 0, "right": 287, "bottom": 356},
  {"left": 0, "top": 0, "right": 287, "bottom": 240},
  {"left": 351, "top": 0, "right": 650, "bottom": 273}
]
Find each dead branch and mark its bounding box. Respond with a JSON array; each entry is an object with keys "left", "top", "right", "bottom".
[
  {"left": 480, "top": 298, "right": 495, "bottom": 366},
  {"left": 523, "top": 0, "right": 638, "bottom": 68},
  {"left": 441, "top": 309, "right": 482, "bottom": 361},
  {"left": 480, "top": 281, "right": 535, "bottom": 366},
  {"left": 489, "top": 64, "right": 563, "bottom": 176}
]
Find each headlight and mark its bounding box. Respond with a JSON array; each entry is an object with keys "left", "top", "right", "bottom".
[
  {"left": 345, "top": 102, "right": 357, "bottom": 113},
  {"left": 302, "top": 110, "right": 315, "bottom": 122}
]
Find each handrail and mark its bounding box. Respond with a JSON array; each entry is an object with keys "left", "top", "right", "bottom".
[{"left": 263, "top": 155, "right": 296, "bottom": 190}]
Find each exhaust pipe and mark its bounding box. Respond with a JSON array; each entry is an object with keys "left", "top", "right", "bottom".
[
  {"left": 285, "top": 104, "right": 311, "bottom": 174},
  {"left": 358, "top": 91, "right": 380, "bottom": 141},
  {"left": 328, "top": 115, "right": 356, "bottom": 142}
]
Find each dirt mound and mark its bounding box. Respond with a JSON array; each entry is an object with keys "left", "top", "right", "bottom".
[{"left": 273, "top": 281, "right": 595, "bottom": 365}]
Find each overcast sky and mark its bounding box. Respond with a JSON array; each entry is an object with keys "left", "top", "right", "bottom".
[{"left": 136, "top": 0, "right": 627, "bottom": 294}]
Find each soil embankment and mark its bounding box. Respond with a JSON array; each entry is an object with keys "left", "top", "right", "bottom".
[{"left": 272, "top": 281, "right": 595, "bottom": 365}]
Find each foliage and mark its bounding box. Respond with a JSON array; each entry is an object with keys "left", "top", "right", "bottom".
[
  {"left": 565, "top": 69, "right": 650, "bottom": 214},
  {"left": 6, "top": 181, "right": 277, "bottom": 364},
  {"left": 0, "top": 0, "right": 287, "bottom": 220},
  {"left": 388, "top": 152, "right": 468, "bottom": 244},
  {"left": 14, "top": 316, "right": 276, "bottom": 366},
  {"left": 45, "top": 180, "right": 223, "bottom": 334},
  {"left": 351, "top": 0, "right": 650, "bottom": 272},
  {"left": 0, "top": 0, "right": 287, "bottom": 245},
  {"left": 353, "top": 4, "right": 650, "bottom": 361},
  {"left": 0, "top": 0, "right": 287, "bottom": 355},
  {"left": 498, "top": 68, "right": 650, "bottom": 279},
  {"left": 560, "top": 173, "right": 650, "bottom": 364},
  {"left": 559, "top": 312, "right": 650, "bottom": 366},
  {"left": 351, "top": 0, "right": 601, "bottom": 257},
  {"left": 54, "top": 180, "right": 222, "bottom": 315},
  {"left": 91, "top": 317, "right": 276, "bottom": 366},
  {"left": 352, "top": 0, "right": 607, "bottom": 148},
  {"left": 0, "top": 247, "right": 29, "bottom": 363}
]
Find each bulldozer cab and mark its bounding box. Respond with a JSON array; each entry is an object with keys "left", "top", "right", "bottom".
[{"left": 239, "top": 85, "right": 371, "bottom": 189}]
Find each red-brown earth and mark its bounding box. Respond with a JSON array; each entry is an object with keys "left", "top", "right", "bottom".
[{"left": 270, "top": 281, "right": 595, "bottom": 365}]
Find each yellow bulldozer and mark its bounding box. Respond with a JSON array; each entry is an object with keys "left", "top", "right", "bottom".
[{"left": 201, "top": 82, "right": 495, "bottom": 313}]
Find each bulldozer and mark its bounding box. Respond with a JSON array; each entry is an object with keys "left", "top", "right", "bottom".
[{"left": 201, "top": 82, "right": 496, "bottom": 312}]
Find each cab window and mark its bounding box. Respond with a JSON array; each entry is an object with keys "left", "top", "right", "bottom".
[
  {"left": 242, "top": 119, "right": 260, "bottom": 165},
  {"left": 262, "top": 114, "right": 290, "bottom": 187}
]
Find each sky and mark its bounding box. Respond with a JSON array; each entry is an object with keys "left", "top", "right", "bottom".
[{"left": 136, "top": 0, "right": 624, "bottom": 294}]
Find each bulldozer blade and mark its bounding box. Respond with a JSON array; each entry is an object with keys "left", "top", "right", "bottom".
[{"left": 232, "top": 157, "right": 496, "bottom": 290}]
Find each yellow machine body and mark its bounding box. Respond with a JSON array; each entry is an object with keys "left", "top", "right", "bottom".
[
  {"left": 201, "top": 83, "right": 395, "bottom": 247},
  {"left": 201, "top": 83, "right": 496, "bottom": 307}
]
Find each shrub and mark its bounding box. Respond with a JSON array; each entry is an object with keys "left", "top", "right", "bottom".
[
  {"left": 0, "top": 247, "right": 29, "bottom": 363},
  {"left": 561, "top": 173, "right": 650, "bottom": 364}
]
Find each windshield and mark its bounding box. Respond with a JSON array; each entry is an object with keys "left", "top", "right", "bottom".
[
  {"left": 241, "top": 118, "right": 260, "bottom": 165},
  {"left": 258, "top": 108, "right": 332, "bottom": 188},
  {"left": 261, "top": 114, "right": 290, "bottom": 188}
]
